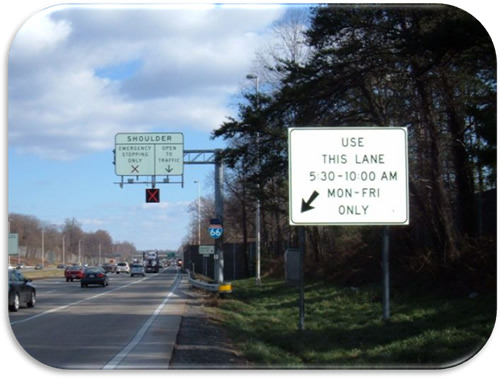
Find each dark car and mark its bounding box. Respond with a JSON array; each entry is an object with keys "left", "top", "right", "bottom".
[
  {"left": 101, "top": 263, "right": 116, "bottom": 273},
  {"left": 8, "top": 269, "right": 36, "bottom": 312},
  {"left": 65, "top": 265, "right": 85, "bottom": 281},
  {"left": 81, "top": 267, "right": 109, "bottom": 288}
]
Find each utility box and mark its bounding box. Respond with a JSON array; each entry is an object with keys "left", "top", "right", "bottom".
[{"left": 285, "top": 248, "right": 300, "bottom": 285}]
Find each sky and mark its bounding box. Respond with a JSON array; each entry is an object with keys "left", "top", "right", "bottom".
[
  {"left": 4, "top": 1, "right": 499, "bottom": 253},
  {"left": 4, "top": 1, "right": 498, "bottom": 252},
  {"left": 6, "top": 2, "right": 301, "bottom": 251}
]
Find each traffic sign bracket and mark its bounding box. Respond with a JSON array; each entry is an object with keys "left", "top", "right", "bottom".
[{"left": 113, "top": 149, "right": 219, "bottom": 188}]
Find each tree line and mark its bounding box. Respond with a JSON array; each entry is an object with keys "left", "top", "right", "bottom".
[
  {"left": 8, "top": 213, "right": 138, "bottom": 265},
  {"left": 185, "top": 5, "right": 496, "bottom": 292}
]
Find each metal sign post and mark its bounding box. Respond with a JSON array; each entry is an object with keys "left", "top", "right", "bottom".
[
  {"left": 298, "top": 226, "right": 305, "bottom": 331},
  {"left": 200, "top": 246, "right": 215, "bottom": 277},
  {"left": 382, "top": 226, "right": 390, "bottom": 320}
]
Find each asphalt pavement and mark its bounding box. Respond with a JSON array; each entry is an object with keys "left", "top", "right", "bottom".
[{"left": 8, "top": 266, "right": 187, "bottom": 370}]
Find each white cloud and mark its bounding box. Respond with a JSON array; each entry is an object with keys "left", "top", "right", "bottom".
[
  {"left": 11, "top": 10, "right": 72, "bottom": 56},
  {"left": 8, "top": 4, "right": 286, "bottom": 160}
]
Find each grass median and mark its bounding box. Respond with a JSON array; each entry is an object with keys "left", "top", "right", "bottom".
[
  {"left": 209, "top": 277, "right": 495, "bottom": 368},
  {"left": 22, "top": 269, "right": 65, "bottom": 280}
]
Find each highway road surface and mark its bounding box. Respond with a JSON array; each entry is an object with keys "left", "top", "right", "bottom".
[{"left": 8, "top": 266, "right": 187, "bottom": 369}]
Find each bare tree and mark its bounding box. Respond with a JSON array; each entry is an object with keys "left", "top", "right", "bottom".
[{"left": 252, "top": 7, "right": 313, "bottom": 92}]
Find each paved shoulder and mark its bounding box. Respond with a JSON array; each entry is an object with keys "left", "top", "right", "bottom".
[{"left": 170, "top": 287, "right": 249, "bottom": 369}]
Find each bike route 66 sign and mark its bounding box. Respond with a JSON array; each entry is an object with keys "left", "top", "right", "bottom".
[{"left": 208, "top": 224, "right": 223, "bottom": 239}]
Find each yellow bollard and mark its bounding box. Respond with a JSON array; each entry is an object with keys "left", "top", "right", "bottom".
[{"left": 218, "top": 282, "right": 232, "bottom": 294}]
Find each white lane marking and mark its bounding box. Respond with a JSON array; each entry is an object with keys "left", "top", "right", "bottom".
[
  {"left": 103, "top": 273, "right": 181, "bottom": 370},
  {"left": 9, "top": 274, "right": 160, "bottom": 326}
]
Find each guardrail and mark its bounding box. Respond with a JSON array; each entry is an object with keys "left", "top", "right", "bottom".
[{"left": 186, "top": 270, "right": 232, "bottom": 294}]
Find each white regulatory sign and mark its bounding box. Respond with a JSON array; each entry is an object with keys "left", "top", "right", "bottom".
[
  {"left": 199, "top": 245, "right": 215, "bottom": 255},
  {"left": 288, "top": 127, "right": 409, "bottom": 225},
  {"left": 115, "top": 133, "right": 184, "bottom": 176}
]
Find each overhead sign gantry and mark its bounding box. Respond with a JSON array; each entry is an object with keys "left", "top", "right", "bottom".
[{"left": 112, "top": 132, "right": 226, "bottom": 284}]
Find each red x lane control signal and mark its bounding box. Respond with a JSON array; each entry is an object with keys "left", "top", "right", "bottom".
[{"left": 146, "top": 188, "right": 160, "bottom": 203}]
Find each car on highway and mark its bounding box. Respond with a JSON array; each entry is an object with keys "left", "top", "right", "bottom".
[
  {"left": 101, "top": 263, "right": 116, "bottom": 273},
  {"left": 81, "top": 266, "right": 109, "bottom": 288},
  {"left": 16, "top": 263, "right": 25, "bottom": 270},
  {"left": 115, "top": 262, "right": 130, "bottom": 274},
  {"left": 130, "top": 263, "right": 145, "bottom": 277},
  {"left": 65, "top": 265, "right": 85, "bottom": 282},
  {"left": 8, "top": 269, "right": 36, "bottom": 312},
  {"left": 176, "top": 259, "right": 183, "bottom": 267},
  {"left": 35, "top": 264, "right": 44, "bottom": 270}
]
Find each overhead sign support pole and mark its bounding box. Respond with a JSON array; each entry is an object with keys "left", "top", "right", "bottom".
[{"left": 214, "top": 150, "right": 225, "bottom": 284}]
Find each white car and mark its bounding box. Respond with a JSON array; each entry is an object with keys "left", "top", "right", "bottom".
[
  {"left": 130, "top": 264, "right": 145, "bottom": 277},
  {"left": 115, "top": 262, "right": 130, "bottom": 274}
]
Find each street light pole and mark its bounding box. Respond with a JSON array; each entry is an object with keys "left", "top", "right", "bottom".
[
  {"left": 247, "top": 73, "right": 261, "bottom": 286},
  {"left": 42, "top": 227, "right": 45, "bottom": 267}
]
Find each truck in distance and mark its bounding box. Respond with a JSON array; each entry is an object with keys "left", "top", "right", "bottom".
[{"left": 144, "top": 251, "right": 160, "bottom": 273}]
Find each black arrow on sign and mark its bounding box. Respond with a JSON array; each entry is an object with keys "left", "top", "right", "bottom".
[
  {"left": 165, "top": 165, "right": 173, "bottom": 173},
  {"left": 301, "top": 190, "right": 320, "bottom": 213}
]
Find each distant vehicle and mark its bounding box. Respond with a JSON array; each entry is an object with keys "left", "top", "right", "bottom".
[
  {"left": 130, "top": 264, "right": 145, "bottom": 277},
  {"left": 8, "top": 269, "right": 36, "bottom": 312},
  {"left": 176, "top": 259, "right": 183, "bottom": 267},
  {"left": 101, "top": 263, "right": 116, "bottom": 273},
  {"left": 57, "top": 264, "right": 66, "bottom": 269},
  {"left": 81, "top": 267, "right": 109, "bottom": 288},
  {"left": 65, "top": 266, "right": 85, "bottom": 282},
  {"left": 34, "top": 264, "right": 44, "bottom": 270},
  {"left": 115, "top": 262, "right": 130, "bottom": 274},
  {"left": 16, "top": 264, "right": 25, "bottom": 270},
  {"left": 144, "top": 251, "right": 160, "bottom": 273}
]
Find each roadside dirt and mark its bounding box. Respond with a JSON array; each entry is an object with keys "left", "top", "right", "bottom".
[{"left": 169, "top": 286, "right": 250, "bottom": 369}]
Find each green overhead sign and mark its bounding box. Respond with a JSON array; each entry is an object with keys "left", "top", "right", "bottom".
[{"left": 115, "top": 133, "right": 184, "bottom": 176}]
